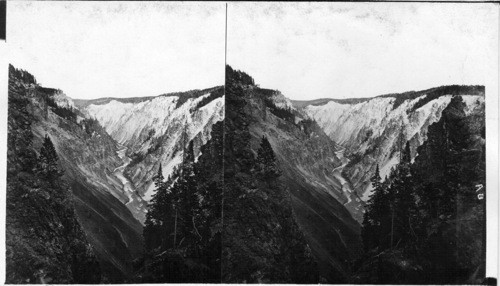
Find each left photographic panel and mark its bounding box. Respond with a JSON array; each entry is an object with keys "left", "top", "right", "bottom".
[{"left": 4, "top": 2, "right": 225, "bottom": 283}]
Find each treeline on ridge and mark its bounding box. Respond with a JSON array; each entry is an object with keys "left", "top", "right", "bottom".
[
  {"left": 7, "top": 65, "right": 101, "bottom": 283},
  {"left": 356, "top": 95, "right": 485, "bottom": 284}
]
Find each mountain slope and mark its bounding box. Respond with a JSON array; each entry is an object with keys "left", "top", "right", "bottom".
[
  {"left": 7, "top": 66, "right": 99, "bottom": 283},
  {"left": 294, "top": 86, "right": 484, "bottom": 221},
  {"left": 352, "top": 94, "right": 486, "bottom": 284},
  {"left": 223, "top": 66, "right": 319, "bottom": 283},
  {"left": 7, "top": 65, "right": 144, "bottom": 282},
  {"left": 7, "top": 65, "right": 225, "bottom": 282},
  {"left": 75, "top": 87, "right": 224, "bottom": 223},
  {"left": 224, "top": 66, "right": 361, "bottom": 283}
]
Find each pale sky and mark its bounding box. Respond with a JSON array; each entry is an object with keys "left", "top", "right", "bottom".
[
  {"left": 227, "top": 3, "right": 498, "bottom": 100},
  {"left": 8, "top": 2, "right": 225, "bottom": 100}
]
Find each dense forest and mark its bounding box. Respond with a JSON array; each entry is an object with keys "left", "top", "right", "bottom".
[
  {"left": 354, "top": 95, "right": 486, "bottom": 284},
  {"left": 138, "top": 65, "right": 315, "bottom": 283},
  {"left": 223, "top": 65, "right": 319, "bottom": 283},
  {"left": 137, "top": 65, "right": 318, "bottom": 283},
  {"left": 7, "top": 65, "right": 101, "bottom": 283},
  {"left": 138, "top": 122, "right": 223, "bottom": 282}
]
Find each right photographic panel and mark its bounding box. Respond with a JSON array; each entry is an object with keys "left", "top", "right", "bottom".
[{"left": 224, "top": 3, "right": 498, "bottom": 284}]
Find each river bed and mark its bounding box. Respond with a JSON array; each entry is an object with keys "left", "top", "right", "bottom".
[{"left": 113, "top": 145, "right": 148, "bottom": 224}]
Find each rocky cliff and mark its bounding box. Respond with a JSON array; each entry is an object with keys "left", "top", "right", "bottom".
[
  {"left": 75, "top": 88, "right": 224, "bottom": 223},
  {"left": 294, "top": 86, "right": 484, "bottom": 221},
  {"left": 7, "top": 65, "right": 146, "bottom": 282},
  {"left": 352, "top": 94, "right": 486, "bottom": 284}
]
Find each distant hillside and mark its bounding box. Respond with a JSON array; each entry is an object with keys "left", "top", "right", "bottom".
[
  {"left": 292, "top": 97, "right": 370, "bottom": 108},
  {"left": 73, "top": 86, "right": 223, "bottom": 109},
  {"left": 292, "top": 85, "right": 484, "bottom": 109}
]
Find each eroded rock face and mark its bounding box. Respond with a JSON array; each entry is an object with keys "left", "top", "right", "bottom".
[
  {"left": 7, "top": 64, "right": 147, "bottom": 282},
  {"left": 8, "top": 62, "right": 226, "bottom": 282},
  {"left": 351, "top": 95, "right": 486, "bottom": 284},
  {"left": 77, "top": 88, "right": 224, "bottom": 223},
  {"left": 296, "top": 87, "right": 484, "bottom": 221}
]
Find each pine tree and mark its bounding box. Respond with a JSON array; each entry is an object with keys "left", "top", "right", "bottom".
[
  {"left": 145, "top": 163, "right": 184, "bottom": 251},
  {"left": 144, "top": 164, "right": 172, "bottom": 250},
  {"left": 362, "top": 164, "right": 390, "bottom": 251},
  {"left": 153, "top": 163, "right": 164, "bottom": 189},
  {"left": 175, "top": 141, "right": 201, "bottom": 248},
  {"left": 394, "top": 141, "right": 417, "bottom": 245},
  {"left": 362, "top": 141, "right": 419, "bottom": 252},
  {"left": 371, "top": 164, "right": 382, "bottom": 189},
  {"left": 37, "top": 135, "right": 62, "bottom": 181},
  {"left": 257, "top": 136, "right": 281, "bottom": 180}
]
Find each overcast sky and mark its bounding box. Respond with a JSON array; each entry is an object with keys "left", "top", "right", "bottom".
[
  {"left": 227, "top": 3, "right": 498, "bottom": 100},
  {"left": 8, "top": 2, "right": 225, "bottom": 100}
]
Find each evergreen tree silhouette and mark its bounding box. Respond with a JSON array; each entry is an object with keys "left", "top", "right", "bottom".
[
  {"left": 257, "top": 136, "right": 281, "bottom": 180},
  {"left": 37, "top": 135, "right": 62, "bottom": 181},
  {"left": 153, "top": 163, "right": 164, "bottom": 189},
  {"left": 144, "top": 164, "right": 174, "bottom": 250},
  {"left": 362, "top": 164, "right": 391, "bottom": 250},
  {"left": 177, "top": 141, "right": 201, "bottom": 246}
]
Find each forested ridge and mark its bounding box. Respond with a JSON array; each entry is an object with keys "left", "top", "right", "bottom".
[
  {"left": 292, "top": 84, "right": 484, "bottom": 109},
  {"left": 222, "top": 65, "right": 319, "bottom": 283},
  {"left": 138, "top": 122, "right": 223, "bottom": 282},
  {"left": 7, "top": 65, "right": 101, "bottom": 283},
  {"left": 354, "top": 95, "right": 486, "bottom": 284}
]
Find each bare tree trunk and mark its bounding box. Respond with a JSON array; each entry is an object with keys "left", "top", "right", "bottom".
[
  {"left": 409, "top": 216, "right": 416, "bottom": 238},
  {"left": 174, "top": 208, "right": 178, "bottom": 248},
  {"left": 391, "top": 205, "right": 394, "bottom": 250},
  {"left": 193, "top": 214, "right": 202, "bottom": 241}
]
